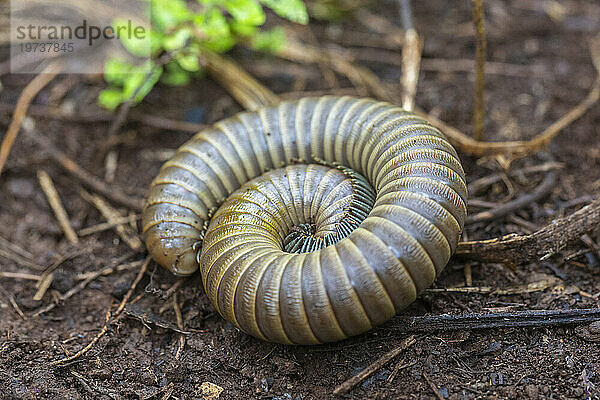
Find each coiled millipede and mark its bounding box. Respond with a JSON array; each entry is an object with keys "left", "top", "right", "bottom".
[{"left": 142, "top": 96, "right": 467, "bottom": 344}]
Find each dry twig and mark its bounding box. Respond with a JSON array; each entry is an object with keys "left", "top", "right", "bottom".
[
  {"left": 418, "top": 49, "right": 600, "bottom": 157},
  {"left": 0, "top": 235, "right": 35, "bottom": 260},
  {"left": 0, "top": 271, "right": 41, "bottom": 281},
  {"left": 0, "top": 60, "right": 61, "bottom": 176},
  {"left": 51, "top": 308, "right": 112, "bottom": 366},
  {"left": 51, "top": 257, "right": 151, "bottom": 365},
  {"left": 354, "top": 9, "right": 405, "bottom": 48},
  {"left": 466, "top": 170, "right": 557, "bottom": 224},
  {"left": 467, "top": 161, "right": 562, "bottom": 195},
  {"left": 78, "top": 214, "right": 140, "bottom": 237},
  {"left": 173, "top": 292, "right": 186, "bottom": 359},
  {"left": 280, "top": 38, "right": 398, "bottom": 103},
  {"left": 471, "top": 0, "right": 487, "bottom": 139},
  {"left": 417, "top": 73, "right": 599, "bottom": 157},
  {"left": 25, "top": 129, "right": 143, "bottom": 211},
  {"left": 279, "top": 32, "right": 599, "bottom": 158},
  {"left": 349, "top": 49, "right": 545, "bottom": 77},
  {"left": 0, "top": 102, "right": 207, "bottom": 133},
  {"left": 202, "top": 51, "right": 280, "bottom": 110},
  {"left": 32, "top": 259, "right": 143, "bottom": 317},
  {"left": 79, "top": 189, "right": 142, "bottom": 251},
  {"left": 427, "top": 277, "right": 559, "bottom": 295},
  {"left": 333, "top": 335, "right": 416, "bottom": 395},
  {"left": 0, "top": 248, "right": 44, "bottom": 270},
  {"left": 32, "top": 272, "right": 53, "bottom": 301},
  {"left": 389, "top": 308, "right": 600, "bottom": 332},
  {"left": 457, "top": 197, "right": 600, "bottom": 265},
  {"left": 1, "top": 286, "right": 27, "bottom": 319},
  {"left": 37, "top": 170, "right": 79, "bottom": 245},
  {"left": 398, "top": 0, "right": 422, "bottom": 112}
]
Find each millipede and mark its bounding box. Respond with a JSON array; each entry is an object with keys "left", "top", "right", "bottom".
[{"left": 142, "top": 96, "right": 467, "bottom": 344}]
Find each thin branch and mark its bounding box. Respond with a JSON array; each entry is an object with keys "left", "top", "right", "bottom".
[
  {"left": 0, "top": 248, "right": 44, "bottom": 270},
  {"left": 347, "top": 49, "right": 545, "bottom": 77},
  {"left": 471, "top": 0, "right": 487, "bottom": 139},
  {"left": 333, "top": 335, "right": 416, "bottom": 395},
  {"left": 32, "top": 259, "right": 143, "bottom": 317},
  {"left": 466, "top": 170, "right": 557, "bottom": 224},
  {"left": 0, "top": 103, "right": 207, "bottom": 133},
  {"left": 426, "top": 277, "right": 559, "bottom": 295},
  {"left": 0, "top": 235, "right": 35, "bottom": 260},
  {"left": 51, "top": 257, "right": 151, "bottom": 366},
  {"left": 78, "top": 189, "right": 143, "bottom": 251},
  {"left": 0, "top": 271, "right": 41, "bottom": 281},
  {"left": 37, "top": 170, "right": 79, "bottom": 245},
  {"left": 280, "top": 38, "right": 398, "bottom": 103},
  {"left": 279, "top": 35, "right": 599, "bottom": 158},
  {"left": 398, "top": 0, "right": 422, "bottom": 112},
  {"left": 202, "top": 51, "right": 280, "bottom": 110},
  {"left": 389, "top": 308, "right": 600, "bottom": 332},
  {"left": 173, "top": 292, "right": 186, "bottom": 359},
  {"left": 78, "top": 214, "right": 140, "bottom": 237},
  {"left": 0, "top": 60, "right": 62, "bottom": 176},
  {"left": 24, "top": 129, "right": 143, "bottom": 211},
  {"left": 457, "top": 197, "right": 600, "bottom": 264},
  {"left": 467, "top": 161, "right": 562, "bottom": 196},
  {"left": 418, "top": 74, "right": 600, "bottom": 157}
]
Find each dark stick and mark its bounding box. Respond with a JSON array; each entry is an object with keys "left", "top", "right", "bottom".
[
  {"left": 466, "top": 170, "right": 557, "bottom": 224},
  {"left": 388, "top": 308, "right": 600, "bottom": 332},
  {"left": 332, "top": 335, "right": 416, "bottom": 395},
  {"left": 457, "top": 197, "right": 600, "bottom": 264}
]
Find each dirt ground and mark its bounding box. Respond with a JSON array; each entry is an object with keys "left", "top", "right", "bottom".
[{"left": 2, "top": 1, "right": 600, "bottom": 399}]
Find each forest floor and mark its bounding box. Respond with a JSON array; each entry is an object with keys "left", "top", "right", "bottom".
[{"left": 1, "top": 1, "right": 600, "bottom": 399}]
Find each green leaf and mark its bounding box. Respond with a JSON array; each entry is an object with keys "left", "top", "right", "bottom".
[
  {"left": 229, "top": 20, "right": 258, "bottom": 36},
  {"left": 98, "top": 88, "right": 125, "bottom": 111},
  {"left": 104, "top": 58, "right": 135, "bottom": 85},
  {"left": 194, "top": 8, "right": 229, "bottom": 38},
  {"left": 161, "top": 62, "right": 191, "bottom": 86},
  {"left": 151, "top": 0, "right": 192, "bottom": 32},
  {"left": 149, "top": 30, "right": 165, "bottom": 55},
  {"left": 223, "top": 0, "right": 265, "bottom": 26},
  {"left": 193, "top": 7, "right": 235, "bottom": 51},
  {"left": 176, "top": 51, "right": 201, "bottom": 72},
  {"left": 113, "top": 18, "right": 152, "bottom": 57},
  {"left": 122, "top": 63, "right": 163, "bottom": 103},
  {"left": 260, "top": 0, "right": 308, "bottom": 24},
  {"left": 162, "top": 27, "right": 191, "bottom": 50},
  {"left": 204, "top": 35, "right": 236, "bottom": 52},
  {"left": 251, "top": 26, "right": 286, "bottom": 53}
]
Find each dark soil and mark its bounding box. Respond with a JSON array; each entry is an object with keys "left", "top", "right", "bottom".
[{"left": 2, "top": 1, "right": 600, "bottom": 399}]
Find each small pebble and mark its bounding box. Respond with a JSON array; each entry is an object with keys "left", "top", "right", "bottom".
[
  {"left": 111, "top": 279, "right": 131, "bottom": 299},
  {"left": 16, "top": 296, "right": 41, "bottom": 310},
  {"left": 7, "top": 178, "right": 35, "bottom": 198},
  {"left": 52, "top": 269, "right": 74, "bottom": 293}
]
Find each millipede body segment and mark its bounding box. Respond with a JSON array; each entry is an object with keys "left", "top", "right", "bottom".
[{"left": 142, "top": 96, "right": 467, "bottom": 344}]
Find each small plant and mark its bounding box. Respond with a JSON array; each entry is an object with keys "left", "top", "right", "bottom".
[{"left": 99, "top": 0, "right": 308, "bottom": 111}]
